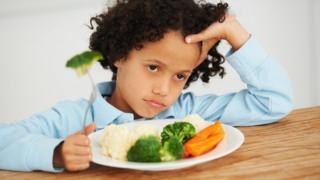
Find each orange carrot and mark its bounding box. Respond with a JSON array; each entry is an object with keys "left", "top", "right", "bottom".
[
  {"left": 184, "top": 121, "right": 224, "bottom": 157},
  {"left": 186, "top": 121, "right": 222, "bottom": 144},
  {"left": 184, "top": 132, "right": 224, "bottom": 157}
]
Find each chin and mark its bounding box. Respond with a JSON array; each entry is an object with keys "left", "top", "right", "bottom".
[{"left": 137, "top": 110, "right": 160, "bottom": 119}]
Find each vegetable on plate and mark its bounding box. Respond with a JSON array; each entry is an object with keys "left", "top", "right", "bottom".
[
  {"left": 103, "top": 115, "right": 225, "bottom": 163},
  {"left": 160, "top": 136, "right": 184, "bottom": 162},
  {"left": 161, "top": 121, "right": 196, "bottom": 144},
  {"left": 184, "top": 121, "right": 224, "bottom": 157},
  {"left": 127, "top": 135, "right": 162, "bottom": 162},
  {"left": 127, "top": 135, "right": 185, "bottom": 162}
]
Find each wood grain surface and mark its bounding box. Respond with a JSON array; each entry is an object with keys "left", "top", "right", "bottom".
[{"left": 1, "top": 106, "right": 319, "bottom": 179}]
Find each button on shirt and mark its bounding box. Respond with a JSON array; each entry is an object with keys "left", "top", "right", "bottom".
[{"left": 0, "top": 36, "right": 293, "bottom": 172}]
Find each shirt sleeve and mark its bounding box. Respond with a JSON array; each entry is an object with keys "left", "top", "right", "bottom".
[
  {"left": 0, "top": 100, "right": 87, "bottom": 172},
  {"left": 174, "top": 36, "right": 293, "bottom": 126}
]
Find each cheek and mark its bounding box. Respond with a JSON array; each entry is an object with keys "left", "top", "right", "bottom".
[
  {"left": 118, "top": 64, "right": 150, "bottom": 95},
  {"left": 118, "top": 62, "right": 143, "bottom": 83},
  {"left": 129, "top": 66, "right": 152, "bottom": 88},
  {"left": 167, "top": 83, "right": 184, "bottom": 104}
]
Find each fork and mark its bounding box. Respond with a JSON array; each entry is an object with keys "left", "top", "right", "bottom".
[{"left": 83, "top": 70, "right": 97, "bottom": 129}]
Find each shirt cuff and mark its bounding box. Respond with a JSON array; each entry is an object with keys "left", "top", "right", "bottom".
[
  {"left": 27, "top": 136, "right": 64, "bottom": 172},
  {"left": 226, "top": 36, "right": 269, "bottom": 80}
]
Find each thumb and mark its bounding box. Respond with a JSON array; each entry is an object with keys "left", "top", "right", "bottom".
[{"left": 84, "top": 122, "right": 96, "bottom": 136}]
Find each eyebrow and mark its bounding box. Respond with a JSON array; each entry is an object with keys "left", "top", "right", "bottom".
[{"left": 144, "top": 59, "right": 192, "bottom": 74}]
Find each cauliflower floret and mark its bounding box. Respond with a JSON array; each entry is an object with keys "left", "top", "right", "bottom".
[
  {"left": 99, "top": 123, "right": 158, "bottom": 161},
  {"left": 99, "top": 124, "right": 130, "bottom": 161},
  {"left": 127, "top": 124, "right": 158, "bottom": 148},
  {"left": 183, "top": 114, "right": 210, "bottom": 133}
]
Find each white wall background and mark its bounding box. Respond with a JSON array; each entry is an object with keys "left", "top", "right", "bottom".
[{"left": 0, "top": 0, "right": 319, "bottom": 123}]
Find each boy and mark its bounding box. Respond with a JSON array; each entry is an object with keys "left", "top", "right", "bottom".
[{"left": 0, "top": 0, "right": 292, "bottom": 172}]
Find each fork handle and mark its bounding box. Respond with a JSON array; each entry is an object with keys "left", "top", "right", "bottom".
[{"left": 83, "top": 71, "right": 97, "bottom": 128}]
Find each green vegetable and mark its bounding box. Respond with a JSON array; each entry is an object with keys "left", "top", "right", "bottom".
[
  {"left": 160, "top": 136, "right": 184, "bottom": 162},
  {"left": 127, "top": 135, "right": 161, "bottom": 162},
  {"left": 127, "top": 121, "right": 196, "bottom": 163},
  {"left": 66, "top": 51, "right": 103, "bottom": 76},
  {"left": 161, "top": 121, "right": 196, "bottom": 144}
]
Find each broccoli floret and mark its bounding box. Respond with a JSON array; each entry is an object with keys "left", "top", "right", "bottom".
[
  {"left": 160, "top": 136, "right": 184, "bottom": 162},
  {"left": 127, "top": 122, "right": 196, "bottom": 163},
  {"left": 161, "top": 121, "right": 196, "bottom": 144},
  {"left": 66, "top": 51, "right": 103, "bottom": 76},
  {"left": 127, "top": 135, "right": 161, "bottom": 162}
]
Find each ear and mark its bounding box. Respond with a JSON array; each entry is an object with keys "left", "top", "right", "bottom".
[
  {"left": 114, "top": 60, "right": 120, "bottom": 68},
  {"left": 113, "top": 59, "right": 123, "bottom": 68}
]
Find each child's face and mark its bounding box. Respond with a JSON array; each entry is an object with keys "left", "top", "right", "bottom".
[{"left": 112, "top": 30, "right": 200, "bottom": 118}]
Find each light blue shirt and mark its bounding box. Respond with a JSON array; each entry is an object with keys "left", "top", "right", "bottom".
[{"left": 0, "top": 36, "right": 293, "bottom": 172}]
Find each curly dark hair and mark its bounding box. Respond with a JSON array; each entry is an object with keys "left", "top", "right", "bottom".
[{"left": 89, "top": 0, "right": 228, "bottom": 89}]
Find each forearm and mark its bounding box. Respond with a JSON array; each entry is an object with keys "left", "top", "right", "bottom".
[
  {"left": 222, "top": 36, "right": 293, "bottom": 125},
  {"left": 180, "top": 36, "right": 293, "bottom": 126},
  {"left": 224, "top": 15, "right": 250, "bottom": 50},
  {"left": 0, "top": 127, "right": 63, "bottom": 172},
  {"left": 0, "top": 100, "right": 83, "bottom": 172}
]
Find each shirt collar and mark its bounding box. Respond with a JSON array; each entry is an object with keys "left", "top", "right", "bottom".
[
  {"left": 154, "top": 106, "right": 176, "bottom": 119},
  {"left": 92, "top": 81, "right": 134, "bottom": 130},
  {"left": 91, "top": 81, "right": 176, "bottom": 129}
]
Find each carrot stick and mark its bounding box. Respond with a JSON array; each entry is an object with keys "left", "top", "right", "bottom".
[
  {"left": 184, "top": 121, "right": 224, "bottom": 157},
  {"left": 184, "top": 132, "right": 224, "bottom": 157},
  {"left": 186, "top": 121, "right": 222, "bottom": 144}
]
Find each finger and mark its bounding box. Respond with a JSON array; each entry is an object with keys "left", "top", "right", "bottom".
[
  {"left": 84, "top": 123, "right": 96, "bottom": 136},
  {"left": 65, "top": 162, "right": 90, "bottom": 172},
  {"left": 64, "top": 154, "right": 92, "bottom": 164},
  {"left": 197, "top": 41, "right": 212, "bottom": 65},
  {"left": 61, "top": 143, "right": 90, "bottom": 160},
  {"left": 196, "top": 39, "right": 219, "bottom": 66},
  {"left": 71, "top": 145, "right": 91, "bottom": 156},
  {"left": 197, "top": 47, "right": 208, "bottom": 65},
  {"left": 185, "top": 23, "right": 220, "bottom": 43},
  {"left": 73, "top": 135, "right": 90, "bottom": 147},
  {"left": 67, "top": 133, "right": 90, "bottom": 146}
]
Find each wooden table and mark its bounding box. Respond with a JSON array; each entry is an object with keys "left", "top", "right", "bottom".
[{"left": 1, "top": 106, "right": 319, "bottom": 179}]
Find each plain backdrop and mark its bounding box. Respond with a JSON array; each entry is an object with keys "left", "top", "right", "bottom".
[{"left": 0, "top": 0, "right": 319, "bottom": 123}]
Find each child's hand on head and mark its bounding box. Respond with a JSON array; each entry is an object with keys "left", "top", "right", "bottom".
[
  {"left": 185, "top": 14, "right": 250, "bottom": 66},
  {"left": 53, "top": 123, "right": 96, "bottom": 171}
]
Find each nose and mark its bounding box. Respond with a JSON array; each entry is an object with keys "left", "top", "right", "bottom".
[{"left": 152, "top": 78, "right": 170, "bottom": 96}]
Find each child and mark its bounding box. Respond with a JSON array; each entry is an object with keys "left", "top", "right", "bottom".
[{"left": 0, "top": 0, "right": 292, "bottom": 172}]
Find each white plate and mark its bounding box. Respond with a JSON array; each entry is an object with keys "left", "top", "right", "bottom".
[{"left": 89, "top": 119, "right": 244, "bottom": 171}]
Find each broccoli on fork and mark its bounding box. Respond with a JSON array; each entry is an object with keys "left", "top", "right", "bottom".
[{"left": 66, "top": 51, "right": 103, "bottom": 76}]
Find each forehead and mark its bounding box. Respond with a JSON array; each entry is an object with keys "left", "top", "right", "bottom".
[{"left": 128, "top": 30, "right": 201, "bottom": 71}]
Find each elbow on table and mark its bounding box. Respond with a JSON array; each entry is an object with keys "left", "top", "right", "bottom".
[{"left": 269, "top": 95, "right": 293, "bottom": 122}]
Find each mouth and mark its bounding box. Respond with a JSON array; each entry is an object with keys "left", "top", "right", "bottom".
[{"left": 144, "top": 99, "right": 166, "bottom": 109}]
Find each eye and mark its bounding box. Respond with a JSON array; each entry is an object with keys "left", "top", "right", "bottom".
[
  {"left": 147, "top": 64, "right": 159, "bottom": 72},
  {"left": 175, "top": 74, "right": 186, "bottom": 81}
]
